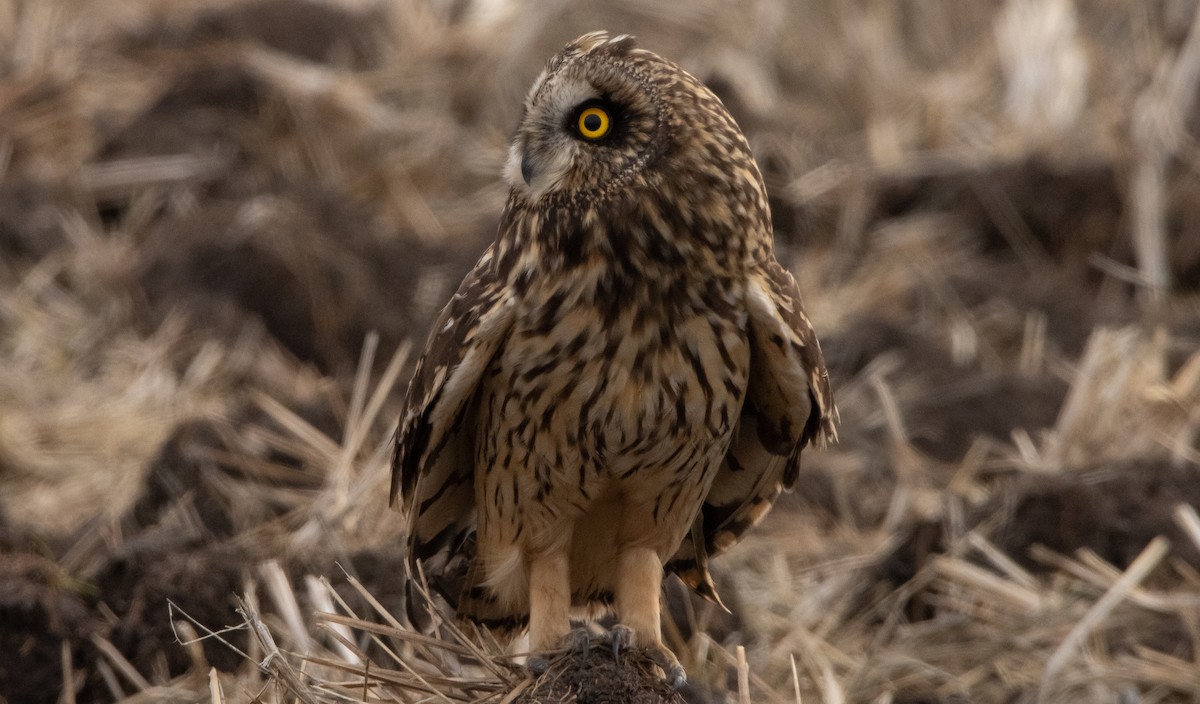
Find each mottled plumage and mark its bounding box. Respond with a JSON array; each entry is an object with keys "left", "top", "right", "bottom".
[{"left": 391, "top": 32, "right": 836, "bottom": 684}]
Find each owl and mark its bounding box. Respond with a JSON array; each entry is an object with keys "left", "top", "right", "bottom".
[{"left": 391, "top": 31, "right": 836, "bottom": 687}]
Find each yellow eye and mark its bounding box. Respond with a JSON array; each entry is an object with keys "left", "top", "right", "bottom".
[{"left": 577, "top": 106, "right": 611, "bottom": 139}]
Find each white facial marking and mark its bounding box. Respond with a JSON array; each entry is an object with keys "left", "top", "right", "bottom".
[{"left": 506, "top": 77, "right": 600, "bottom": 199}]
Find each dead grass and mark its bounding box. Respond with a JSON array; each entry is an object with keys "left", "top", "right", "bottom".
[{"left": 2, "top": 0, "right": 1200, "bottom": 702}]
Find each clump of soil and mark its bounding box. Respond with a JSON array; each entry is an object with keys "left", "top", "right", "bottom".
[
  {"left": 96, "top": 542, "right": 254, "bottom": 678},
  {"left": 516, "top": 643, "right": 684, "bottom": 704},
  {"left": 0, "top": 553, "right": 96, "bottom": 704}
]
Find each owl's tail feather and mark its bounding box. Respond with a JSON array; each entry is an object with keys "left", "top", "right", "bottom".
[
  {"left": 405, "top": 531, "right": 475, "bottom": 632},
  {"left": 406, "top": 531, "right": 529, "bottom": 642},
  {"left": 666, "top": 522, "right": 728, "bottom": 612},
  {"left": 455, "top": 558, "right": 530, "bottom": 640},
  {"left": 404, "top": 573, "right": 437, "bottom": 632}
]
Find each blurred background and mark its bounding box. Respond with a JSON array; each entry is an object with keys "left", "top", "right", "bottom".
[{"left": 1, "top": 0, "right": 1199, "bottom": 702}]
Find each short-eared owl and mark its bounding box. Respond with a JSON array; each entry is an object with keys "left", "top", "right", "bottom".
[{"left": 392, "top": 31, "right": 836, "bottom": 686}]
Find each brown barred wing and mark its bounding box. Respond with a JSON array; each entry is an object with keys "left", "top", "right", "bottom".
[
  {"left": 391, "top": 244, "right": 514, "bottom": 570},
  {"left": 668, "top": 259, "right": 837, "bottom": 601}
]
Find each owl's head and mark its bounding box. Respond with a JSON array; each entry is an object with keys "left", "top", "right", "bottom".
[{"left": 505, "top": 31, "right": 768, "bottom": 231}]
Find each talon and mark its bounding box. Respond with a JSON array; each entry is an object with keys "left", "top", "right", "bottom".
[
  {"left": 648, "top": 644, "right": 686, "bottom": 690},
  {"left": 528, "top": 655, "right": 550, "bottom": 676},
  {"left": 565, "top": 626, "right": 591, "bottom": 659},
  {"left": 666, "top": 664, "right": 687, "bottom": 690},
  {"left": 608, "top": 624, "right": 633, "bottom": 665}
]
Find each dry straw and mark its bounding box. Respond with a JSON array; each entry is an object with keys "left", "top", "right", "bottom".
[{"left": 1, "top": 0, "right": 1199, "bottom": 703}]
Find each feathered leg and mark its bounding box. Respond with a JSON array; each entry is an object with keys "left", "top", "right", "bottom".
[
  {"left": 613, "top": 546, "right": 686, "bottom": 688},
  {"left": 526, "top": 547, "right": 571, "bottom": 672}
]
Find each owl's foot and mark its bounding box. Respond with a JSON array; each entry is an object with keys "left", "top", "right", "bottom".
[
  {"left": 527, "top": 654, "right": 550, "bottom": 675},
  {"left": 666, "top": 665, "right": 688, "bottom": 690},
  {"left": 605, "top": 625, "right": 686, "bottom": 690},
  {"left": 652, "top": 649, "right": 687, "bottom": 691},
  {"left": 527, "top": 626, "right": 592, "bottom": 676}
]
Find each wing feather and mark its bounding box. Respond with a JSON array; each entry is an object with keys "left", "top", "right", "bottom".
[
  {"left": 669, "top": 259, "right": 837, "bottom": 599},
  {"left": 391, "top": 244, "right": 514, "bottom": 566}
]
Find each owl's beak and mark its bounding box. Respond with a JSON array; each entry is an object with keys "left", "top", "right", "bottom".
[{"left": 520, "top": 152, "right": 535, "bottom": 186}]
